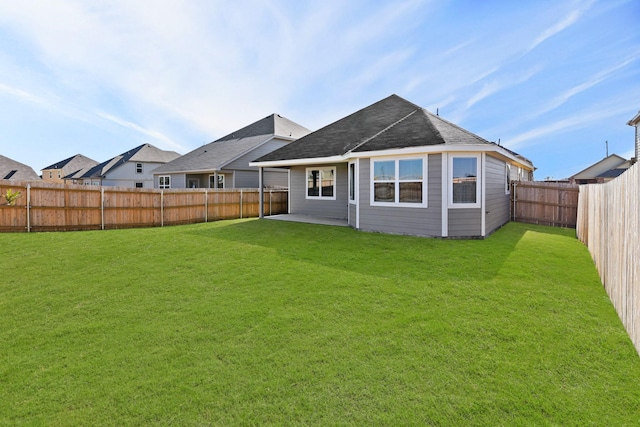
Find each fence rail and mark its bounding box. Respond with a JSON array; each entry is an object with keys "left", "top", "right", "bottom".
[
  {"left": 576, "top": 163, "right": 640, "bottom": 356},
  {"left": 0, "top": 180, "right": 287, "bottom": 232},
  {"left": 511, "top": 181, "right": 579, "bottom": 228}
]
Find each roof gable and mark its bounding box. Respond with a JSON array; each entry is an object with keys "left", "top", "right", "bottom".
[
  {"left": 79, "top": 144, "right": 180, "bottom": 179},
  {"left": 153, "top": 114, "right": 310, "bottom": 174},
  {"left": 570, "top": 154, "right": 627, "bottom": 180},
  {"left": 43, "top": 154, "right": 98, "bottom": 174}
]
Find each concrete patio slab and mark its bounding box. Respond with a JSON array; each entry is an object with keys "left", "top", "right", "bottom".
[{"left": 265, "top": 214, "right": 349, "bottom": 227}]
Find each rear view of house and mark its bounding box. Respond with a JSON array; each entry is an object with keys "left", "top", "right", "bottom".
[
  {"left": 252, "top": 94, "right": 535, "bottom": 238},
  {"left": 152, "top": 114, "right": 310, "bottom": 189}
]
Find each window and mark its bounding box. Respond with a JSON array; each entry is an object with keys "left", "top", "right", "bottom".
[
  {"left": 208, "top": 175, "right": 224, "bottom": 188},
  {"left": 306, "top": 167, "right": 335, "bottom": 199},
  {"left": 159, "top": 176, "right": 171, "bottom": 189},
  {"left": 136, "top": 163, "right": 143, "bottom": 174},
  {"left": 371, "top": 157, "right": 426, "bottom": 206},
  {"left": 57, "top": 171, "right": 61, "bottom": 178},
  {"left": 349, "top": 162, "right": 356, "bottom": 202},
  {"left": 505, "top": 164, "right": 511, "bottom": 194},
  {"left": 135, "top": 182, "right": 143, "bottom": 188},
  {"left": 49, "top": 171, "right": 53, "bottom": 179},
  {"left": 450, "top": 155, "right": 480, "bottom": 207}
]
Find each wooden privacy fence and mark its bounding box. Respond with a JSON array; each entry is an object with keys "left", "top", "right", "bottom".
[
  {"left": 0, "top": 180, "right": 287, "bottom": 232},
  {"left": 511, "top": 181, "right": 579, "bottom": 228},
  {"left": 576, "top": 163, "right": 640, "bottom": 356}
]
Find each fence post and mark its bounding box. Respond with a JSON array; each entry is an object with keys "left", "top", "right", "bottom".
[
  {"left": 161, "top": 191, "right": 164, "bottom": 227},
  {"left": 26, "top": 183, "right": 31, "bottom": 233},
  {"left": 205, "top": 190, "right": 208, "bottom": 223},
  {"left": 269, "top": 190, "right": 272, "bottom": 216},
  {"left": 512, "top": 182, "right": 517, "bottom": 221},
  {"left": 240, "top": 189, "right": 243, "bottom": 219},
  {"left": 101, "top": 187, "right": 105, "bottom": 230}
]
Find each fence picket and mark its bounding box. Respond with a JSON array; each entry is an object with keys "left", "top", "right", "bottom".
[
  {"left": 0, "top": 180, "right": 288, "bottom": 232},
  {"left": 576, "top": 163, "right": 640, "bottom": 356}
]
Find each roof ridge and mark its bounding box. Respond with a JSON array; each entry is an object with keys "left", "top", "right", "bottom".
[
  {"left": 346, "top": 108, "right": 420, "bottom": 153},
  {"left": 425, "top": 110, "right": 493, "bottom": 145}
]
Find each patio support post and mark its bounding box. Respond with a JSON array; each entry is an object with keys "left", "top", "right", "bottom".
[{"left": 259, "top": 167, "right": 264, "bottom": 218}]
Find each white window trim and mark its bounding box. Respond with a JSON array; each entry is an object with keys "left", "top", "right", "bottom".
[
  {"left": 505, "top": 163, "right": 511, "bottom": 195},
  {"left": 448, "top": 154, "right": 481, "bottom": 208},
  {"left": 370, "top": 156, "right": 428, "bottom": 208},
  {"left": 348, "top": 161, "right": 357, "bottom": 205},
  {"left": 305, "top": 166, "right": 337, "bottom": 200},
  {"left": 136, "top": 163, "right": 143, "bottom": 174},
  {"left": 159, "top": 175, "right": 171, "bottom": 189}
]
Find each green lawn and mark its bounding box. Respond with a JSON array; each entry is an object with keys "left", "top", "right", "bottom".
[{"left": 1, "top": 220, "right": 639, "bottom": 425}]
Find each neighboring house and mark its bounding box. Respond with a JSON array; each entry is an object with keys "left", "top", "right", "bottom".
[
  {"left": 0, "top": 154, "right": 40, "bottom": 181},
  {"left": 251, "top": 94, "right": 535, "bottom": 238},
  {"left": 568, "top": 154, "right": 631, "bottom": 184},
  {"left": 627, "top": 109, "right": 640, "bottom": 162},
  {"left": 77, "top": 144, "right": 180, "bottom": 188},
  {"left": 41, "top": 154, "right": 98, "bottom": 184},
  {"left": 152, "top": 114, "right": 310, "bottom": 189}
]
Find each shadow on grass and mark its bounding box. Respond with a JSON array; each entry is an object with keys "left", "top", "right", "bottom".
[{"left": 185, "top": 219, "right": 572, "bottom": 282}]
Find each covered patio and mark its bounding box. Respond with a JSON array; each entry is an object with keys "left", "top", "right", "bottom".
[{"left": 265, "top": 214, "right": 349, "bottom": 227}]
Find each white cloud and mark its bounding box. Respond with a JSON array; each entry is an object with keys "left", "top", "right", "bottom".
[
  {"left": 525, "top": 0, "right": 597, "bottom": 53},
  {"left": 507, "top": 104, "right": 632, "bottom": 148},
  {"left": 466, "top": 66, "right": 542, "bottom": 108},
  {"left": 534, "top": 54, "right": 640, "bottom": 116}
]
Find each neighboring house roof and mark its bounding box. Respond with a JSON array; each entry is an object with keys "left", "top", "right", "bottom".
[
  {"left": 254, "top": 94, "right": 533, "bottom": 168},
  {"left": 79, "top": 144, "right": 181, "bottom": 179},
  {"left": 0, "top": 155, "right": 40, "bottom": 181},
  {"left": 597, "top": 168, "right": 628, "bottom": 179},
  {"left": 42, "top": 154, "right": 99, "bottom": 178},
  {"left": 627, "top": 110, "right": 640, "bottom": 126},
  {"left": 569, "top": 154, "right": 628, "bottom": 181},
  {"left": 153, "top": 114, "right": 310, "bottom": 174}
]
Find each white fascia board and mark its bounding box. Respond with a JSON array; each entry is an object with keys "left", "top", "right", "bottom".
[
  {"left": 250, "top": 145, "right": 535, "bottom": 171},
  {"left": 153, "top": 168, "right": 219, "bottom": 175},
  {"left": 250, "top": 155, "right": 346, "bottom": 168}
]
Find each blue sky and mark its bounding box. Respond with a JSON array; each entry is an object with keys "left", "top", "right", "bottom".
[{"left": 1, "top": 0, "right": 638, "bottom": 179}]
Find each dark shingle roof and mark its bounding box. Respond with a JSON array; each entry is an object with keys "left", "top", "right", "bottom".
[
  {"left": 79, "top": 144, "right": 180, "bottom": 179},
  {"left": 0, "top": 155, "right": 40, "bottom": 181},
  {"left": 43, "top": 154, "right": 98, "bottom": 177},
  {"left": 255, "top": 94, "right": 518, "bottom": 163},
  {"left": 153, "top": 114, "right": 310, "bottom": 174},
  {"left": 597, "top": 168, "right": 628, "bottom": 178}
]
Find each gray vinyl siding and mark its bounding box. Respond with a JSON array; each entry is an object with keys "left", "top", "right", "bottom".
[
  {"left": 485, "top": 155, "right": 510, "bottom": 234},
  {"left": 357, "top": 154, "right": 442, "bottom": 237},
  {"left": 264, "top": 169, "right": 288, "bottom": 188},
  {"left": 289, "top": 164, "right": 348, "bottom": 219},
  {"left": 234, "top": 170, "right": 258, "bottom": 188},
  {"left": 225, "top": 139, "right": 290, "bottom": 171},
  {"left": 448, "top": 209, "right": 482, "bottom": 237},
  {"left": 154, "top": 173, "right": 185, "bottom": 189}
]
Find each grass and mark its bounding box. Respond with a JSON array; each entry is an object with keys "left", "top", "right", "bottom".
[{"left": 1, "top": 219, "right": 639, "bottom": 425}]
